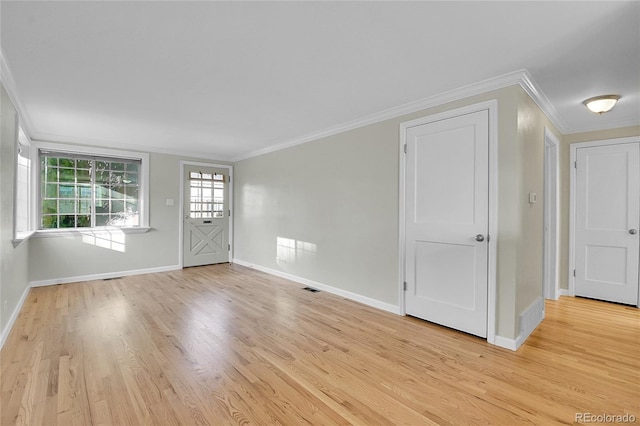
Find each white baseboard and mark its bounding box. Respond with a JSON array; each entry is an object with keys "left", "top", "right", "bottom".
[
  {"left": 559, "top": 289, "right": 571, "bottom": 297},
  {"left": 30, "top": 265, "right": 181, "bottom": 287},
  {"left": 494, "top": 335, "right": 518, "bottom": 351},
  {"left": 232, "top": 258, "right": 401, "bottom": 315},
  {"left": 0, "top": 284, "right": 31, "bottom": 350},
  {"left": 494, "top": 297, "right": 545, "bottom": 352}
]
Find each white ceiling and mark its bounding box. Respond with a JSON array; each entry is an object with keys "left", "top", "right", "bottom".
[{"left": 2, "top": 1, "right": 639, "bottom": 161}]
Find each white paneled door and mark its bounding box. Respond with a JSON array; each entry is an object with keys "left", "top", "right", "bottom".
[
  {"left": 183, "top": 165, "right": 230, "bottom": 267},
  {"left": 575, "top": 143, "right": 639, "bottom": 306},
  {"left": 405, "top": 110, "right": 489, "bottom": 338}
]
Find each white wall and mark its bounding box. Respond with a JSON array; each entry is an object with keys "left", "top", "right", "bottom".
[{"left": 1, "top": 84, "right": 30, "bottom": 344}]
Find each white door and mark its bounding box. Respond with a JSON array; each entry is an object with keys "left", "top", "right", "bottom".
[
  {"left": 575, "top": 143, "right": 639, "bottom": 305},
  {"left": 405, "top": 110, "right": 489, "bottom": 338},
  {"left": 183, "top": 165, "right": 230, "bottom": 267}
]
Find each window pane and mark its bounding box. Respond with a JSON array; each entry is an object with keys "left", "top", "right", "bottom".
[
  {"left": 124, "top": 172, "right": 137, "bottom": 184},
  {"left": 95, "top": 214, "right": 109, "bottom": 226},
  {"left": 46, "top": 167, "right": 58, "bottom": 182},
  {"left": 59, "top": 168, "right": 75, "bottom": 183},
  {"left": 59, "top": 215, "right": 76, "bottom": 228},
  {"left": 78, "top": 185, "right": 92, "bottom": 199},
  {"left": 77, "top": 169, "right": 91, "bottom": 183},
  {"left": 96, "top": 200, "right": 109, "bottom": 213},
  {"left": 77, "top": 159, "right": 91, "bottom": 169},
  {"left": 59, "top": 158, "right": 75, "bottom": 168},
  {"left": 125, "top": 186, "right": 138, "bottom": 199},
  {"left": 59, "top": 185, "right": 75, "bottom": 198},
  {"left": 59, "top": 200, "right": 76, "bottom": 214},
  {"left": 42, "top": 215, "right": 58, "bottom": 228},
  {"left": 111, "top": 162, "right": 125, "bottom": 171},
  {"left": 77, "top": 215, "right": 91, "bottom": 227},
  {"left": 45, "top": 184, "right": 58, "bottom": 198},
  {"left": 111, "top": 200, "right": 125, "bottom": 213},
  {"left": 79, "top": 201, "right": 91, "bottom": 214},
  {"left": 42, "top": 200, "right": 57, "bottom": 214}
]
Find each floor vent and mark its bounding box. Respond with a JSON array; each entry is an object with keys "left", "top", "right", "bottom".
[
  {"left": 303, "top": 287, "right": 320, "bottom": 293},
  {"left": 103, "top": 277, "right": 122, "bottom": 281}
]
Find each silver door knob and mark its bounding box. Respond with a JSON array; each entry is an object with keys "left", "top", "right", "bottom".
[
  {"left": 475, "top": 234, "right": 485, "bottom": 242},
  {"left": 630, "top": 229, "right": 638, "bottom": 235}
]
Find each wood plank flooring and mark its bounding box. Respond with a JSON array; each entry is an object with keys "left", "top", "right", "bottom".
[{"left": 1, "top": 263, "right": 638, "bottom": 425}]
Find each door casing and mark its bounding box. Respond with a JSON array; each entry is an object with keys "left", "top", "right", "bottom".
[
  {"left": 569, "top": 136, "right": 640, "bottom": 306},
  {"left": 398, "top": 100, "right": 498, "bottom": 345},
  {"left": 544, "top": 129, "right": 561, "bottom": 300},
  {"left": 179, "top": 161, "right": 234, "bottom": 268}
]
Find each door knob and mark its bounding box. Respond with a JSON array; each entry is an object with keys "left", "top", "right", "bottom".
[
  {"left": 475, "top": 234, "right": 485, "bottom": 242},
  {"left": 630, "top": 229, "right": 638, "bottom": 235}
]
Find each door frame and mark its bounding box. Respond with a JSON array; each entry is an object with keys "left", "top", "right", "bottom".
[
  {"left": 569, "top": 136, "right": 640, "bottom": 301},
  {"left": 543, "top": 129, "right": 560, "bottom": 300},
  {"left": 398, "top": 99, "right": 498, "bottom": 345},
  {"left": 179, "top": 161, "right": 234, "bottom": 268}
]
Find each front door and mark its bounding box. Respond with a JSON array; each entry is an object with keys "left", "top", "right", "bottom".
[
  {"left": 183, "top": 165, "right": 230, "bottom": 267},
  {"left": 575, "top": 142, "right": 639, "bottom": 305},
  {"left": 404, "top": 110, "right": 489, "bottom": 338}
]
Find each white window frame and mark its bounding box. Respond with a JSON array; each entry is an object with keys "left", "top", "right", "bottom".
[
  {"left": 31, "top": 141, "right": 150, "bottom": 236},
  {"left": 13, "top": 127, "right": 35, "bottom": 244}
]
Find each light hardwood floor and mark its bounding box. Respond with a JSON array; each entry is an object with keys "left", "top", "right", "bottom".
[{"left": 1, "top": 263, "right": 638, "bottom": 425}]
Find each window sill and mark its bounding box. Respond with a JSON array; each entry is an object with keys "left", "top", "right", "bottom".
[
  {"left": 34, "top": 226, "right": 151, "bottom": 238},
  {"left": 12, "top": 231, "right": 37, "bottom": 247}
]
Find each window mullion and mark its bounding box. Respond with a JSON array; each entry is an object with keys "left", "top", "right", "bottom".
[{"left": 90, "top": 160, "right": 96, "bottom": 227}]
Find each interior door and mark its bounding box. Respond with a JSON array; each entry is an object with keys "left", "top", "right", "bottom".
[
  {"left": 575, "top": 142, "right": 639, "bottom": 305},
  {"left": 405, "top": 110, "right": 489, "bottom": 338},
  {"left": 183, "top": 165, "right": 229, "bottom": 267}
]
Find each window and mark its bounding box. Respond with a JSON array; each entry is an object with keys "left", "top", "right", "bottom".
[
  {"left": 189, "top": 171, "right": 225, "bottom": 218},
  {"left": 34, "top": 143, "right": 149, "bottom": 232},
  {"left": 14, "top": 127, "right": 32, "bottom": 241}
]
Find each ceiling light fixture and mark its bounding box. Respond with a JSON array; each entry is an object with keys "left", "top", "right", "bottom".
[{"left": 582, "top": 95, "right": 621, "bottom": 114}]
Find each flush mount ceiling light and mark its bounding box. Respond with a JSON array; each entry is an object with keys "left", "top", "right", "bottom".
[{"left": 582, "top": 95, "right": 621, "bottom": 114}]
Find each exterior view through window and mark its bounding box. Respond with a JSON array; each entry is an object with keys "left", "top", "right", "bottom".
[
  {"left": 40, "top": 152, "right": 141, "bottom": 228},
  {"left": 189, "top": 171, "right": 224, "bottom": 218}
]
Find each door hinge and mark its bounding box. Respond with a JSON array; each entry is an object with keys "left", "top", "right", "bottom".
[
  {"left": 403, "top": 281, "right": 407, "bottom": 291},
  {"left": 228, "top": 244, "right": 231, "bottom": 251},
  {"left": 228, "top": 209, "right": 231, "bottom": 217},
  {"left": 574, "top": 161, "right": 577, "bottom": 169},
  {"left": 486, "top": 234, "right": 490, "bottom": 242},
  {"left": 573, "top": 269, "right": 576, "bottom": 277},
  {"left": 228, "top": 175, "right": 231, "bottom": 183},
  {"left": 404, "top": 144, "right": 407, "bottom": 154}
]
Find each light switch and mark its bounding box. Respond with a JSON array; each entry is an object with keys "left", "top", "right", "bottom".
[
  {"left": 166, "top": 198, "right": 175, "bottom": 206},
  {"left": 529, "top": 192, "right": 537, "bottom": 204}
]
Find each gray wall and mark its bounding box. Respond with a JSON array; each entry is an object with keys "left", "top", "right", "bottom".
[
  {"left": 1, "top": 84, "right": 30, "bottom": 341},
  {"left": 28, "top": 152, "right": 229, "bottom": 282},
  {"left": 513, "top": 89, "right": 561, "bottom": 326},
  {"left": 234, "top": 84, "right": 550, "bottom": 340}
]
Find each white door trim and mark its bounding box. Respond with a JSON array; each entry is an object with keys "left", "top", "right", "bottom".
[
  {"left": 398, "top": 99, "right": 498, "bottom": 345},
  {"left": 543, "top": 128, "right": 560, "bottom": 300},
  {"left": 179, "top": 161, "right": 234, "bottom": 268},
  {"left": 569, "top": 136, "right": 640, "bottom": 298}
]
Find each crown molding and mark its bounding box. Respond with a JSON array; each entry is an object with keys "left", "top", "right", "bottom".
[
  {"left": 30, "top": 132, "right": 234, "bottom": 163},
  {"left": 232, "top": 69, "right": 567, "bottom": 162},
  {"left": 518, "top": 70, "right": 568, "bottom": 132},
  {"left": 0, "top": 48, "right": 34, "bottom": 136}
]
